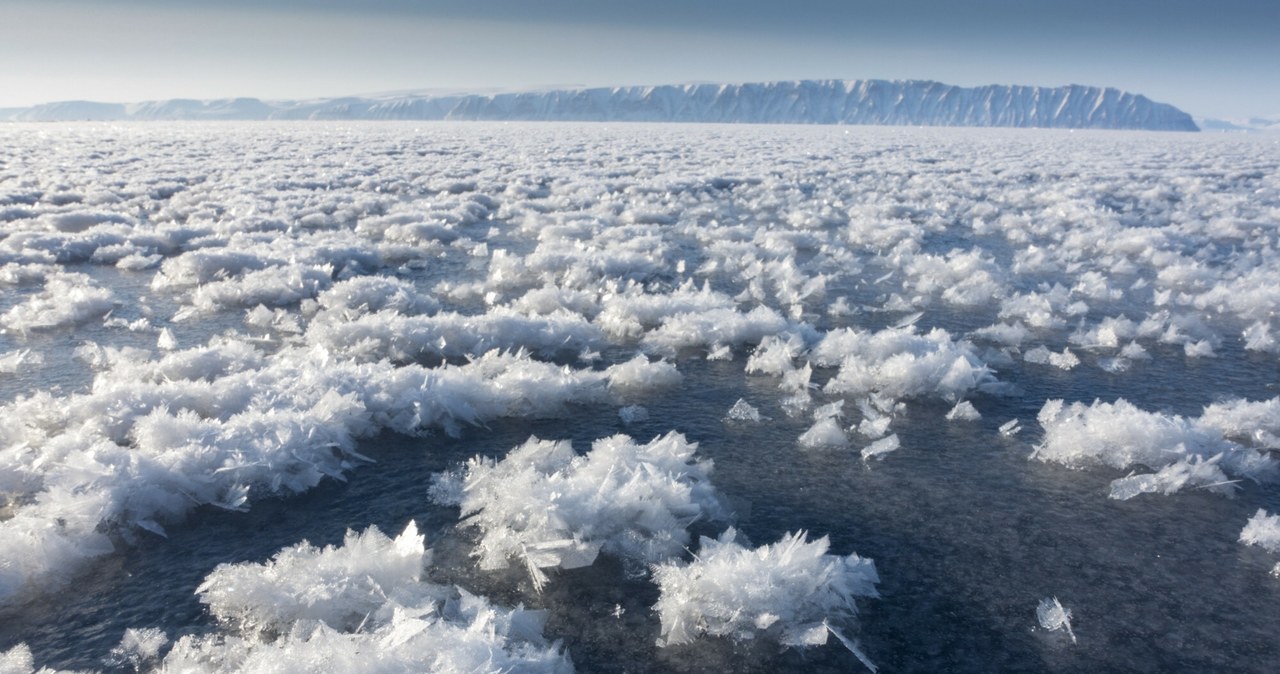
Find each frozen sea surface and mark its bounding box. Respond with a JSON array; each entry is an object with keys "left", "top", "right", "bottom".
[{"left": 1, "top": 122, "right": 1279, "bottom": 672}]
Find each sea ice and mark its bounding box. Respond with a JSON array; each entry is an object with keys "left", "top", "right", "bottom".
[
  {"left": 745, "top": 333, "right": 807, "bottom": 376},
  {"left": 106, "top": 627, "right": 168, "bottom": 671},
  {"left": 1239, "top": 509, "right": 1280, "bottom": 577},
  {"left": 1036, "top": 596, "right": 1077, "bottom": 643},
  {"left": 166, "top": 521, "right": 572, "bottom": 673},
  {"left": 618, "top": 404, "right": 649, "bottom": 424},
  {"left": 812, "top": 326, "right": 997, "bottom": 401},
  {"left": 1034, "top": 398, "right": 1276, "bottom": 498},
  {"left": 945, "top": 400, "right": 981, "bottom": 421},
  {"left": 799, "top": 417, "right": 849, "bottom": 449},
  {"left": 653, "top": 528, "right": 878, "bottom": 662},
  {"left": 724, "top": 399, "right": 764, "bottom": 423},
  {"left": 861, "top": 434, "right": 901, "bottom": 461},
  {"left": 0, "top": 273, "right": 115, "bottom": 334},
  {"left": 3, "top": 120, "right": 1280, "bottom": 671},
  {"left": 198, "top": 521, "right": 432, "bottom": 634},
  {"left": 1023, "top": 345, "right": 1080, "bottom": 370},
  {"left": 429, "top": 432, "right": 722, "bottom": 590},
  {"left": 0, "top": 349, "right": 42, "bottom": 374}
]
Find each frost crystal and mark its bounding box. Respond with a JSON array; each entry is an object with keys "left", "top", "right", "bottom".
[
  {"left": 106, "top": 627, "right": 169, "bottom": 671},
  {"left": 0, "top": 273, "right": 115, "bottom": 334},
  {"left": 812, "top": 326, "right": 998, "bottom": 401},
  {"left": 724, "top": 398, "right": 763, "bottom": 423},
  {"left": 861, "top": 434, "right": 901, "bottom": 462},
  {"left": 1024, "top": 345, "right": 1080, "bottom": 370},
  {"left": 431, "top": 432, "right": 722, "bottom": 590},
  {"left": 1036, "top": 596, "right": 1077, "bottom": 643},
  {"left": 1240, "top": 509, "right": 1280, "bottom": 553},
  {"left": 0, "top": 349, "right": 42, "bottom": 374},
  {"left": 654, "top": 529, "right": 878, "bottom": 668},
  {"left": 799, "top": 418, "right": 849, "bottom": 449},
  {"left": 1034, "top": 398, "right": 1276, "bottom": 498},
  {"left": 1240, "top": 509, "right": 1280, "bottom": 577},
  {"left": 198, "top": 521, "right": 430, "bottom": 635},
  {"left": 618, "top": 404, "right": 649, "bottom": 424},
  {"left": 945, "top": 400, "right": 981, "bottom": 421},
  {"left": 167, "top": 521, "right": 571, "bottom": 673},
  {"left": 0, "top": 644, "right": 35, "bottom": 674}
]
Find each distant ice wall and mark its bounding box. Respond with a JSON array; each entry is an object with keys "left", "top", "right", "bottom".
[{"left": 5, "top": 80, "right": 1198, "bottom": 131}]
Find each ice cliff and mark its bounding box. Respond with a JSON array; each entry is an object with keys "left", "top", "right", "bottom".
[{"left": 5, "top": 80, "right": 1198, "bottom": 131}]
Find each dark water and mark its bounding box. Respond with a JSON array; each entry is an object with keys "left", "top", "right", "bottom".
[{"left": 4, "top": 331, "right": 1279, "bottom": 673}]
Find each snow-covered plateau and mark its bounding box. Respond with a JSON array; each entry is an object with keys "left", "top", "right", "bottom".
[
  {"left": 0, "top": 122, "right": 1277, "bottom": 672},
  {"left": 4, "top": 79, "right": 1198, "bottom": 131}
]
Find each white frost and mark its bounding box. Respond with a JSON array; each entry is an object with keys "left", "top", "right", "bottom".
[
  {"left": 1033, "top": 398, "right": 1276, "bottom": 498},
  {"left": 945, "top": 400, "right": 981, "bottom": 421},
  {"left": 1036, "top": 596, "right": 1076, "bottom": 643},
  {"left": 813, "top": 326, "right": 997, "bottom": 402},
  {"left": 653, "top": 528, "right": 878, "bottom": 659},
  {"left": 430, "top": 432, "right": 722, "bottom": 590},
  {"left": 198, "top": 521, "right": 430, "bottom": 634},
  {"left": 724, "top": 399, "right": 764, "bottom": 423},
  {"left": 861, "top": 434, "right": 901, "bottom": 462},
  {"left": 166, "top": 521, "right": 571, "bottom": 673},
  {"left": 0, "top": 273, "right": 115, "bottom": 334},
  {"left": 1239, "top": 509, "right": 1280, "bottom": 577}
]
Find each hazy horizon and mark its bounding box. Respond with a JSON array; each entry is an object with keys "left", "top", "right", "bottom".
[{"left": 1, "top": 0, "right": 1277, "bottom": 119}]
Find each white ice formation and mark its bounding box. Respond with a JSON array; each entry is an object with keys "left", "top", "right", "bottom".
[
  {"left": 799, "top": 402, "right": 850, "bottom": 450},
  {"left": 197, "top": 521, "right": 434, "bottom": 635},
  {"left": 1, "top": 120, "right": 1279, "bottom": 670},
  {"left": 429, "top": 432, "right": 722, "bottom": 590},
  {"left": 724, "top": 399, "right": 764, "bottom": 423},
  {"left": 945, "top": 401, "right": 981, "bottom": 421},
  {"left": 5, "top": 80, "right": 1198, "bottom": 131},
  {"left": 1036, "top": 596, "right": 1077, "bottom": 643},
  {"left": 1033, "top": 398, "right": 1277, "bottom": 499},
  {"left": 861, "top": 434, "right": 901, "bottom": 462},
  {"left": 165, "top": 521, "right": 572, "bottom": 672},
  {"left": 0, "top": 341, "right": 680, "bottom": 605},
  {"left": 1239, "top": 509, "right": 1280, "bottom": 577},
  {"left": 653, "top": 528, "right": 879, "bottom": 668},
  {"left": 812, "top": 327, "right": 998, "bottom": 401},
  {"left": 0, "top": 273, "right": 115, "bottom": 334}
]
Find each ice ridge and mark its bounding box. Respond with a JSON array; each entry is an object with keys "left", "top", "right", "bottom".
[{"left": 4, "top": 80, "right": 1198, "bottom": 131}]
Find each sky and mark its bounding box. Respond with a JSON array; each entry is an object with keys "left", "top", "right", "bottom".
[{"left": 1, "top": 0, "right": 1277, "bottom": 119}]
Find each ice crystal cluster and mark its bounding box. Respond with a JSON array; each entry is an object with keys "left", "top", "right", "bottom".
[
  {"left": 429, "top": 432, "right": 723, "bottom": 589},
  {"left": 1, "top": 121, "right": 1278, "bottom": 671},
  {"left": 654, "top": 529, "right": 880, "bottom": 668}
]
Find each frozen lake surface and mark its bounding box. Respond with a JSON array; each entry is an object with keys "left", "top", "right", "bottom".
[{"left": 1, "top": 122, "right": 1278, "bottom": 672}]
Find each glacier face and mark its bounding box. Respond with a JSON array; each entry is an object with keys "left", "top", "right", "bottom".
[{"left": 4, "top": 79, "right": 1199, "bottom": 130}]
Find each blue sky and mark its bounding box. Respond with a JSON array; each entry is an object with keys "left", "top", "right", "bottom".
[{"left": 2, "top": 0, "right": 1276, "bottom": 118}]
